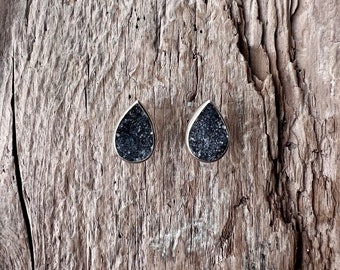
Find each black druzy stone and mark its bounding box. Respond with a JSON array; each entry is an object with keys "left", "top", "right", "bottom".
[
  {"left": 187, "top": 101, "right": 228, "bottom": 162},
  {"left": 115, "top": 101, "right": 154, "bottom": 162}
]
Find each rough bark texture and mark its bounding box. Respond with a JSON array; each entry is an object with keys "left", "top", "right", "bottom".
[{"left": 0, "top": 0, "right": 338, "bottom": 269}]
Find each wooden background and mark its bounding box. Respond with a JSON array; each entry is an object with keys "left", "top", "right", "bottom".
[{"left": 0, "top": 0, "right": 339, "bottom": 269}]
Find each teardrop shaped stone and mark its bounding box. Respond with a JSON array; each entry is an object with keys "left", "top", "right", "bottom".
[
  {"left": 115, "top": 101, "right": 154, "bottom": 162},
  {"left": 187, "top": 101, "right": 229, "bottom": 162}
]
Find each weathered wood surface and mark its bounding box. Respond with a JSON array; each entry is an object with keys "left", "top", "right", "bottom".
[{"left": 0, "top": 0, "right": 339, "bottom": 269}]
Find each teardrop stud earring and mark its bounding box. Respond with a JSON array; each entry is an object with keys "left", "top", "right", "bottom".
[
  {"left": 114, "top": 101, "right": 155, "bottom": 162},
  {"left": 186, "top": 100, "right": 229, "bottom": 162}
]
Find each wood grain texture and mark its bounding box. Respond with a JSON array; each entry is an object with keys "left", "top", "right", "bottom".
[
  {"left": 0, "top": 0, "right": 32, "bottom": 269},
  {"left": 0, "top": 0, "right": 338, "bottom": 269}
]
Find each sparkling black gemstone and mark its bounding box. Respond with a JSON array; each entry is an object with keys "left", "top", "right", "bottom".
[
  {"left": 186, "top": 101, "right": 229, "bottom": 162},
  {"left": 115, "top": 101, "right": 154, "bottom": 162}
]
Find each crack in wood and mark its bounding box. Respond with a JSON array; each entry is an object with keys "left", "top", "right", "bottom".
[
  {"left": 293, "top": 222, "right": 303, "bottom": 270},
  {"left": 11, "top": 56, "right": 35, "bottom": 270},
  {"left": 85, "top": 54, "right": 90, "bottom": 113},
  {"left": 24, "top": 0, "right": 32, "bottom": 27}
]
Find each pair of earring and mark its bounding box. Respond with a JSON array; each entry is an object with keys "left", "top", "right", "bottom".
[{"left": 114, "top": 100, "right": 229, "bottom": 163}]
